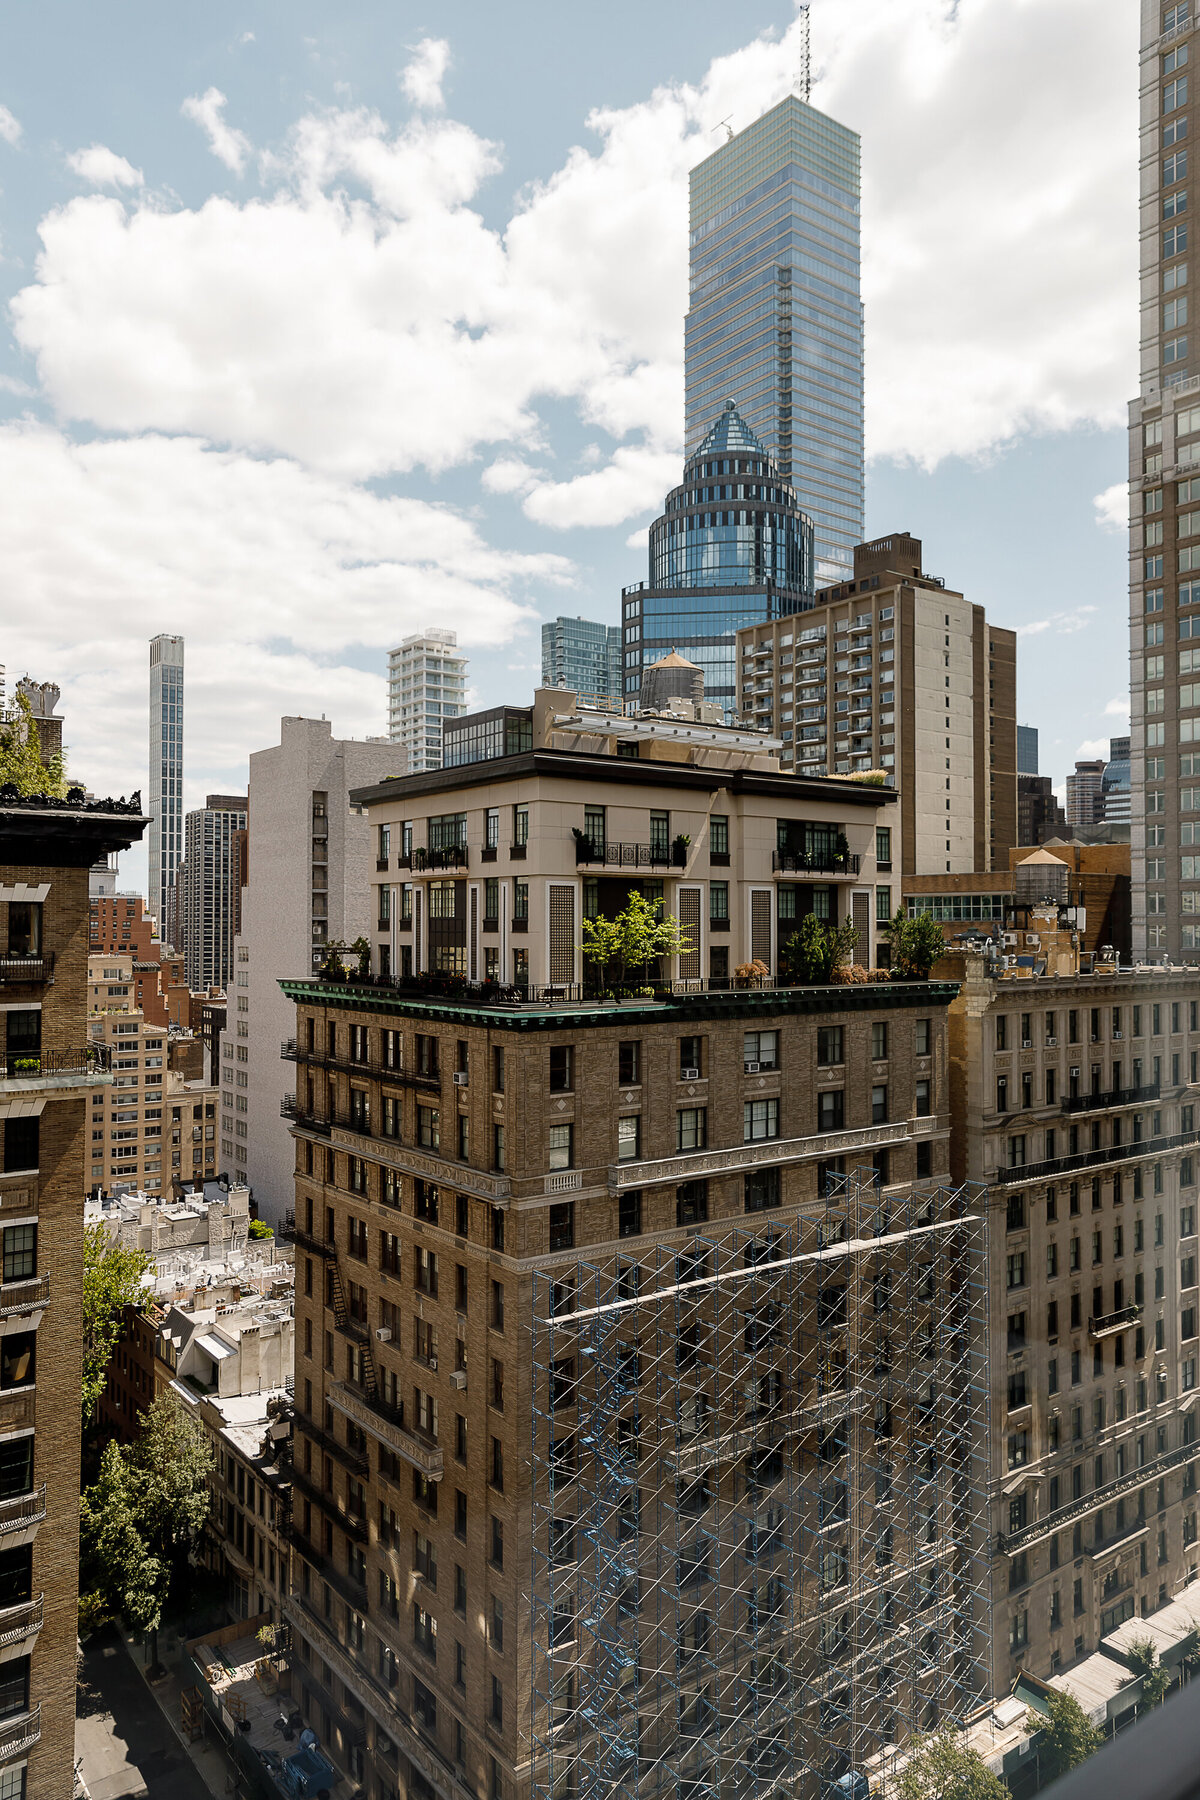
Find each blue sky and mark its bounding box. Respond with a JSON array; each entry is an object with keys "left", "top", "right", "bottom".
[{"left": 0, "top": 0, "right": 1136, "bottom": 892}]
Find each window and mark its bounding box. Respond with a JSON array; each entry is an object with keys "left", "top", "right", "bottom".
[
  {"left": 743, "top": 1030, "right": 778, "bottom": 1071},
  {"left": 915, "top": 1079, "right": 931, "bottom": 1118},
  {"left": 618, "top": 1041, "right": 641, "bottom": 1085},
  {"left": 513, "top": 804, "right": 529, "bottom": 847},
  {"left": 745, "top": 1167, "right": 781, "bottom": 1213},
  {"left": 915, "top": 1019, "right": 931, "bottom": 1056},
  {"left": 618, "top": 1191, "right": 642, "bottom": 1237},
  {"left": 819, "top": 1090, "right": 845, "bottom": 1133},
  {"left": 617, "top": 1117, "right": 641, "bottom": 1164},
  {"left": 0, "top": 1228, "right": 34, "bottom": 1284},
  {"left": 549, "top": 1046, "right": 574, "bottom": 1093},
  {"left": 871, "top": 1085, "right": 888, "bottom": 1124},
  {"left": 871, "top": 1022, "right": 888, "bottom": 1060},
  {"left": 744, "top": 1099, "right": 779, "bottom": 1142},
  {"left": 677, "top": 1179, "right": 708, "bottom": 1226},
  {"left": 677, "top": 1109, "right": 707, "bottom": 1152},
  {"left": 548, "top": 1124, "right": 573, "bottom": 1170},
  {"left": 709, "top": 881, "right": 729, "bottom": 922},
  {"left": 876, "top": 826, "right": 891, "bottom": 867},
  {"left": 709, "top": 814, "right": 729, "bottom": 857},
  {"left": 549, "top": 1204, "right": 575, "bottom": 1252},
  {"left": 817, "top": 1026, "right": 843, "bottom": 1066}
]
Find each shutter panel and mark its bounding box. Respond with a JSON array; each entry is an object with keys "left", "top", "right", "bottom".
[
  {"left": 751, "top": 890, "right": 772, "bottom": 970},
  {"left": 678, "top": 888, "right": 701, "bottom": 981},
  {"left": 548, "top": 885, "right": 575, "bottom": 987}
]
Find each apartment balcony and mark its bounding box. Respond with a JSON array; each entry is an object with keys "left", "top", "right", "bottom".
[
  {"left": 0, "top": 1277, "right": 48, "bottom": 1335},
  {"left": 409, "top": 845, "right": 468, "bottom": 871},
  {"left": 997, "top": 1440, "right": 1198, "bottom": 1553},
  {"left": 771, "top": 851, "right": 861, "bottom": 878},
  {"left": 291, "top": 1225, "right": 336, "bottom": 1259},
  {"left": 0, "top": 1705, "right": 39, "bottom": 1764},
  {"left": 280, "top": 1096, "right": 331, "bottom": 1138},
  {"left": 1061, "top": 1083, "right": 1161, "bottom": 1114},
  {"left": 574, "top": 838, "right": 686, "bottom": 868},
  {"left": 1089, "top": 1304, "right": 1141, "bottom": 1339},
  {"left": 280, "top": 1040, "right": 440, "bottom": 1092},
  {"left": 0, "top": 1597, "right": 42, "bottom": 1664},
  {"left": 0, "top": 1045, "right": 110, "bottom": 1092},
  {"left": 0, "top": 955, "right": 53, "bottom": 986},
  {"left": 609, "top": 1114, "right": 937, "bottom": 1192},
  {"left": 994, "top": 1124, "right": 1200, "bottom": 1185},
  {"left": 324, "top": 1123, "right": 512, "bottom": 1205},
  {"left": 326, "top": 1381, "right": 444, "bottom": 1480},
  {"left": 0, "top": 1488, "right": 45, "bottom": 1550}
]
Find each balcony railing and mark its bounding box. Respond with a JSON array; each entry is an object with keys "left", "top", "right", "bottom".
[
  {"left": 998, "top": 1440, "right": 1198, "bottom": 1553},
  {"left": 0, "top": 1705, "right": 39, "bottom": 1763},
  {"left": 280, "top": 1096, "right": 331, "bottom": 1137},
  {"left": 412, "top": 845, "right": 468, "bottom": 871},
  {"left": 772, "top": 850, "right": 861, "bottom": 876},
  {"left": 0, "top": 1596, "right": 42, "bottom": 1651},
  {"left": 0, "top": 1488, "right": 45, "bottom": 1540},
  {"left": 280, "top": 1040, "right": 440, "bottom": 1090},
  {"left": 1089, "top": 1304, "right": 1141, "bottom": 1339},
  {"left": 574, "top": 839, "right": 685, "bottom": 868},
  {"left": 994, "top": 1125, "right": 1200, "bottom": 1185},
  {"left": 1061, "top": 1083, "right": 1161, "bottom": 1114},
  {"left": 0, "top": 1276, "right": 48, "bottom": 1322},
  {"left": 0, "top": 956, "right": 53, "bottom": 986},
  {"left": 0, "top": 1046, "right": 109, "bottom": 1082},
  {"left": 609, "top": 1115, "right": 935, "bottom": 1191},
  {"left": 327, "top": 1381, "right": 444, "bottom": 1479}
]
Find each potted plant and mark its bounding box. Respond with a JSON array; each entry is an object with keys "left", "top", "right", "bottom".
[{"left": 672, "top": 832, "right": 691, "bottom": 868}]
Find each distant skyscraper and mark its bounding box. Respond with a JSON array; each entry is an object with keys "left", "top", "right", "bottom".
[
  {"left": 686, "top": 94, "right": 863, "bottom": 582},
  {"left": 149, "top": 635, "right": 184, "bottom": 945},
  {"left": 181, "top": 793, "right": 247, "bottom": 991},
  {"left": 387, "top": 629, "right": 468, "bottom": 773},
  {"left": 1017, "top": 725, "right": 1039, "bottom": 775},
  {"left": 1102, "top": 734, "right": 1132, "bottom": 823},
  {"left": 1066, "top": 759, "right": 1106, "bottom": 830},
  {"left": 541, "top": 617, "right": 623, "bottom": 703}
]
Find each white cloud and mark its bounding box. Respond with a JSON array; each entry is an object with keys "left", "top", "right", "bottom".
[
  {"left": 401, "top": 39, "right": 450, "bottom": 111},
  {"left": 1075, "top": 738, "right": 1112, "bottom": 761},
  {"left": 1105, "top": 695, "right": 1131, "bottom": 717},
  {"left": 66, "top": 145, "right": 144, "bottom": 189},
  {"left": 181, "top": 87, "right": 252, "bottom": 175},
  {"left": 0, "top": 106, "right": 21, "bottom": 148},
  {"left": 481, "top": 458, "right": 542, "bottom": 496},
  {"left": 1018, "top": 606, "right": 1098, "bottom": 638},
  {"left": 0, "top": 423, "right": 573, "bottom": 795},
  {"left": 1094, "top": 481, "right": 1129, "bottom": 531},
  {"left": 521, "top": 445, "right": 680, "bottom": 530}
]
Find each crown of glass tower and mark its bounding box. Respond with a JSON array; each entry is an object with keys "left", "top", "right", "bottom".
[
  {"left": 649, "top": 401, "right": 813, "bottom": 593},
  {"left": 621, "top": 401, "right": 815, "bottom": 715},
  {"left": 686, "top": 94, "right": 863, "bottom": 583}
]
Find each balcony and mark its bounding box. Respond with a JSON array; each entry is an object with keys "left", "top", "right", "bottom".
[
  {"left": 994, "top": 1124, "right": 1200, "bottom": 1185},
  {"left": 574, "top": 838, "right": 686, "bottom": 868},
  {"left": 609, "top": 1114, "right": 936, "bottom": 1191},
  {"left": 411, "top": 845, "right": 468, "bottom": 871},
  {"left": 0, "top": 955, "right": 53, "bottom": 986},
  {"left": 0, "top": 1045, "right": 110, "bottom": 1091},
  {"left": 0, "top": 1596, "right": 42, "bottom": 1663},
  {"left": 280, "top": 1040, "right": 440, "bottom": 1091},
  {"left": 327, "top": 1381, "right": 444, "bottom": 1479},
  {"left": 280, "top": 1096, "right": 331, "bottom": 1137},
  {"left": 1062, "top": 1083, "right": 1161, "bottom": 1114},
  {"left": 0, "top": 1488, "right": 45, "bottom": 1549},
  {"left": 1089, "top": 1304, "right": 1141, "bottom": 1339},
  {"left": 0, "top": 1705, "right": 39, "bottom": 1764},
  {"left": 0, "top": 1277, "right": 48, "bottom": 1333},
  {"left": 771, "top": 851, "right": 861, "bottom": 877}
]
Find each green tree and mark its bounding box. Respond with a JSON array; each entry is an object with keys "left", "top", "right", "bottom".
[
  {"left": 581, "top": 890, "right": 690, "bottom": 994},
  {"left": 1039, "top": 1687, "right": 1103, "bottom": 1781},
  {"left": 885, "top": 908, "right": 946, "bottom": 979},
  {"left": 79, "top": 1440, "right": 166, "bottom": 1635},
  {"left": 781, "top": 914, "right": 858, "bottom": 984},
  {"left": 82, "top": 1225, "right": 150, "bottom": 1425},
  {"left": 893, "top": 1728, "right": 1009, "bottom": 1800},
  {"left": 0, "top": 689, "right": 68, "bottom": 797},
  {"left": 248, "top": 1218, "right": 274, "bottom": 1240},
  {"left": 1126, "top": 1636, "right": 1172, "bottom": 1709},
  {"left": 1179, "top": 1627, "right": 1200, "bottom": 1680},
  {"left": 130, "top": 1391, "right": 215, "bottom": 1580}
]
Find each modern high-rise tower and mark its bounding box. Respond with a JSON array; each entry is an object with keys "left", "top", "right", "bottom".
[
  {"left": 1130, "top": 2, "right": 1199, "bottom": 959},
  {"left": 149, "top": 634, "right": 184, "bottom": 946},
  {"left": 686, "top": 94, "right": 864, "bottom": 583},
  {"left": 387, "top": 629, "right": 468, "bottom": 773}
]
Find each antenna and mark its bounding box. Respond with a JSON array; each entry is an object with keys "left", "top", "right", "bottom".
[
  {"left": 712, "top": 115, "right": 733, "bottom": 143},
  {"left": 796, "top": 3, "right": 811, "bottom": 102}
]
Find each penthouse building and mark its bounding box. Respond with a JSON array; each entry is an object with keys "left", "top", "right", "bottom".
[{"left": 272, "top": 698, "right": 993, "bottom": 1800}]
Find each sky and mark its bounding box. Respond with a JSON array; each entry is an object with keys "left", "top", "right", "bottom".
[{"left": 0, "top": 0, "right": 1138, "bottom": 894}]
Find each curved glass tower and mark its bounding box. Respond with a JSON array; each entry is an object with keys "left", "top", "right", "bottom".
[{"left": 622, "top": 401, "right": 815, "bottom": 714}]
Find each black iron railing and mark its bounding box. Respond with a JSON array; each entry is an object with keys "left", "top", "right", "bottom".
[
  {"left": 1089, "top": 1304, "right": 1141, "bottom": 1338},
  {"left": 0, "top": 956, "right": 53, "bottom": 986},
  {"left": 574, "top": 839, "right": 685, "bottom": 868},
  {"left": 995, "top": 1126, "right": 1200, "bottom": 1185},
  {"left": 1062, "top": 1083, "right": 1161, "bottom": 1114},
  {"left": 280, "top": 1096, "right": 331, "bottom": 1137},
  {"left": 772, "top": 850, "right": 861, "bottom": 875},
  {"left": 0, "top": 1046, "right": 109, "bottom": 1081}
]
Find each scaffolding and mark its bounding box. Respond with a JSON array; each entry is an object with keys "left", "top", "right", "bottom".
[{"left": 529, "top": 1170, "right": 991, "bottom": 1800}]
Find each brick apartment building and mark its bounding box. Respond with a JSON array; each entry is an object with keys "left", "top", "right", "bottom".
[
  {"left": 0, "top": 791, "right": 145, "bottom": 1798},
  {"left": 272, "top": 700, "right": 992, "bottom": 1799},
  {"left": 944, "top": 915, "right": 1200, "bottom": 1690}
]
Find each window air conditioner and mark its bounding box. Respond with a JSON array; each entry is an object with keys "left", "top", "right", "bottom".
[
  {"left": 744, "top": 1062, "right": 762, "bottom": 1074},
  {"left": 453, "top": 1071, "right": 469, "bottom": 1086},
  {"left": 681, "top": 1068, "right": 701, "bottom": 1081},
  {"left": 1046, "top": 1037, "right": 1058, "bottom": 1047},
  {"left": 374, "top": 1327, "right": 392, "bottom": 1343},
  {"left": 450, "top": 1370, "right": 467, "bottom": 1390},
  {"left": 1022, "top": 1040, "right": 1033, "bottom": 1049}
]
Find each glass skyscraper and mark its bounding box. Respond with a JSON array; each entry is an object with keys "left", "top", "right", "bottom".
[
  {"left": 148, "top": 633, "right": 184, "bottom": 945},
  {"left": 621, "top": 400, "right": 815, "bottom": 712},
  {"left": 541, "top": 616, "right": 622, "bottom": 703},
  {"left": 686, "top": 94, "right": 863, "bottom": 582}
]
